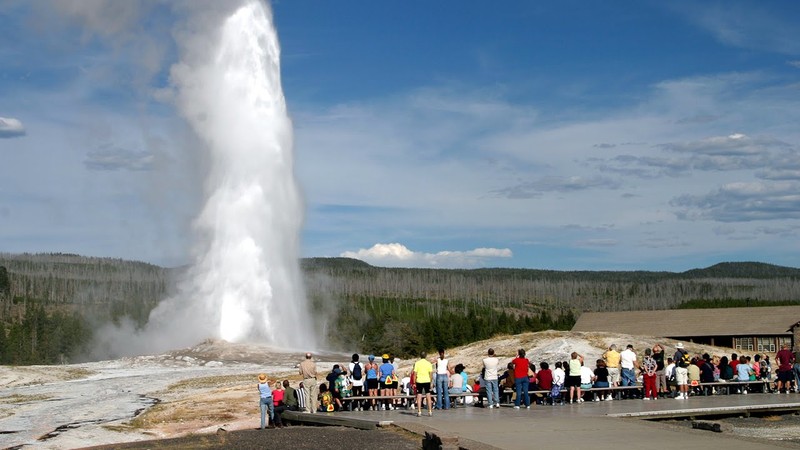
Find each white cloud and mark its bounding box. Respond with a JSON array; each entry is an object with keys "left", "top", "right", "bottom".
[
  {"left": 0, "top": 117, "right": 25, "bottom": 138},
  {"left": 341, "top": 243, "right": 512, "bottom": 268}
]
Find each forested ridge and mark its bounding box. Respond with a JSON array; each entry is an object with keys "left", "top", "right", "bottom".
[{"left": 2, "top": 253, "right": 800, "bottom": 364}]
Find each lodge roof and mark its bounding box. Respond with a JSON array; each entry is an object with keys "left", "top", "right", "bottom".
[{"left": 571, "top": 305, "right": 800, "bottom": 337}]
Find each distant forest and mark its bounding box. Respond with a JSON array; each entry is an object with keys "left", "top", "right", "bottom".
[{"left": 2, "top": 253, "right": 800, "bottom": 364}]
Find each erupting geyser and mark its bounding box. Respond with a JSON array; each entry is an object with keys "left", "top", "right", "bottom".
[{"left": 143, "top": 0, "right": 315, "bottom": 350}]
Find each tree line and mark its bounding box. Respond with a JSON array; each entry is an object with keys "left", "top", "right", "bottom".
[{"left": 1, "top": 254, "right": 800, "bottom": 364}]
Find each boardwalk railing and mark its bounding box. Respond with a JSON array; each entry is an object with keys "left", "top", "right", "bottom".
[{"left": 338, "top": 379, "right": 773, "bottom": 407}]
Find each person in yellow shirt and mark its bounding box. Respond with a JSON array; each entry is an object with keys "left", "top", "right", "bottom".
[
  {"left": 413, "top": 351, "right": 435, "bottom": 417},
  {"left": 603, "top": 344, "right": 622, "bottom": 398}
]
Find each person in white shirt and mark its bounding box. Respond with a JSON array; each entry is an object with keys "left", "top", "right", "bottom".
[
  {"left": 348, "top": 354, "right": 365, "bottom": 411},
  {"left": 482, "top": 348, "right": 500, "bottom": 409},
  {"left": 552, "top": 361, "right": 566, "bottom": 386},
  {"left": 620, "top": 344, "right": 638, "bottom": 398},
  {"left": 435, "top": 348, "right": 452, "bottom": 410},
  {"left": 579, "top": 364, "right": 595, "bottom": 401},
  {"left": 664, "top": 357, "right": 676, "bottom": 398}
]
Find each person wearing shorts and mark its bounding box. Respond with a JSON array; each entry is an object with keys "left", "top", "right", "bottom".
[
  {"left": 413, "top": 351, "right": 434, "bottom": 416},
  {"left": 673, "top": 343, "right": 690, "bottom": 399},
  {"left": 603, "top": 344, "right": 621, "bottom": 390},
  {"left": 364, "top": 355, "right": 380, "bottom": 410},
  {"left": 776, "top": 343, "right": 795, "bottom": 393},
  {"left": 378, "top": 354, "right": 396, "bottom": 410}
]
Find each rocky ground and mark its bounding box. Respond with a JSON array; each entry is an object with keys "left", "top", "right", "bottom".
[
  {"left": 663, "top": 411, "right": 800, "bottom": 446},
  {"left": 81, "top": 425, "right": 421, "bottom": 450},
  {"left": 0, "top": 331, "right": 773, "bottom": 449}
]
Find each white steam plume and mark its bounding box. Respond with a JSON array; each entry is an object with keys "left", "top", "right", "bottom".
[{"left": 96, "top": 0, "right": 316, "bottom": 356}]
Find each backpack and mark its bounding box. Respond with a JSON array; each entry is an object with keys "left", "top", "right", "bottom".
[
  {"left": 550, "top": 383, "right": 562, "bottom": 399},
  {"left": 352, "top": 362, "right": 362, "bottom": 380},
  {"left": 678, "top": 351, "right": 691, "bottom": 368}
]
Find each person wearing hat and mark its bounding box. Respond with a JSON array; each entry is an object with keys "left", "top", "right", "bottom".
[
  {"left": 673, "top": 343, "right": 690, "bottom": 399},
  {"left": 378, "top": 353, "right": 396, "bottom": 410},
  {"left": 257, "top": 373, "right": 274, "bottom": 429},
  {"left": 364, "top": 354, "right": 380, "bottom": 410}
]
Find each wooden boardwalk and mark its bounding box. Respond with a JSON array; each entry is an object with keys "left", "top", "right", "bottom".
[{"left": 283, "top": 392, "right": 800, "bottom": 449}]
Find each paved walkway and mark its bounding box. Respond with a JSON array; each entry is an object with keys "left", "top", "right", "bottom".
[{"left": 306, "top": 395, "right": 800, "bottom": 449}]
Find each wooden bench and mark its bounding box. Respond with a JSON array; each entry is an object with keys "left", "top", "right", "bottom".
[{"left": 333, "top": 380, "right": 773, "bottom": 410}]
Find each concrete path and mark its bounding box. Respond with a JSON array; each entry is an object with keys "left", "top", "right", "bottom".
[{"left": 315, "top": 395, "right": 800, "bottom": 449}]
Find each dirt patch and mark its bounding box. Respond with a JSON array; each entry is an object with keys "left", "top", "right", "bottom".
[
  {"left": 665, "top": 412, "right": 800, "bottom": 446},
  {"left": 81, "top": 425, "right": 421, "bottom": 450}
]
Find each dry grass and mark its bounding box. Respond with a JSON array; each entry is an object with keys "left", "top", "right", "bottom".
[
  {"left": 126, "top": 371, "right": 301, "bottom": 435},
  {"left": 63, "top": 367, "right": 95, "bottom": 380},
  {"left": 763, "top": 415, "right": 783, "bottom": 422}
]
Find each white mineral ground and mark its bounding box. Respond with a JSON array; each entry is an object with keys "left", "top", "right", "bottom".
[{"left": 0, "top": 331, "right": 786, "bottom": 449}]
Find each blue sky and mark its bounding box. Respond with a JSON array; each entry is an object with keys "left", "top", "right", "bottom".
[{"left": 1, "top": 0, "right": 799, "bottom": 271}]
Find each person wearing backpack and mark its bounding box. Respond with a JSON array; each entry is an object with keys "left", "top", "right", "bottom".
[
  {"left": 673, "top": 343, "right": 690, "bottom": 399},
  {"left": 349, "top": 354, "right": 365, "bottom": 411}
]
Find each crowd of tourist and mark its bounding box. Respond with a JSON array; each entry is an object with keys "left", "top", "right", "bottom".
[{"left": 255, "top": 343, "right": 800, "bottom": 427}]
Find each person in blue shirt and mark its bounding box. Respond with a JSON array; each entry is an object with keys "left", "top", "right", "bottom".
[
  {"left": 257, "top": 373, "right": 273, "bottom": 429},
  {"left": 378, "top": 354, "right": 396, "bottom": 410}
]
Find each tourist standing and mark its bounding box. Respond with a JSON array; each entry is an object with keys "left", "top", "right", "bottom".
[
  {"left": 603, "top": 344, "right": 621, "bottom": 389},
  {"left": 512, "top": 348, "right": 531, "bottom": 409},
  {"left": 673, "top": 343, "right": 690, "bottom": 399},
  {"left": 483, "top": 348, "right": 500, "bottom": 409},
  {"left": 364, "top": 354, "right": 380, "bottom": 410},
  {"left": 641, "top": 348, "right": 657, "bottom": 400},
  {"left": 379, "top": 354, "right": 396, "bottom": 410},
  {"left": 620, "top": 344, "right": 638, "bottom": 398},
  {"left": 652, "top": 344, "right": 667, "bottom": 398},
  {"left": 257, "top": 373, "right": 274, "bottom": 429},
  {"left": 567, "top": 352, "right": 583, "bottom": 403},
  {"left": 349, "top": 354, "right": 365, "bottom": 410},
  {"left": 776, "top": 343, "right": 795, "bottom": 393},
  {"left": 413, "top": 351, "right": 434, "bottom": 417},
  {"left": 435, "top": 348, "right": 452, "bottom": 410},
  {"left": 299, "top": 352, "right": 318, "bottom": 413}
]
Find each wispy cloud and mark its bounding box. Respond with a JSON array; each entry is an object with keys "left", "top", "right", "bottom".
[
  {"left": 492, "top": 175, "right": 621, "bottom": 199},
  {"left": 675, "top": 2, "right": 800, "bottom": 54},
  {"left": 84, "top": 145, "right": 154, "bottom": 171},
  {"left": 672, "top": 181, "right": 800, "bottom": 222},
  {"left": 341, "top": 242, "right": 512, "bottom": 268},
  {"left": 0, "top": 117, "right": 26, "bottom": 138}
]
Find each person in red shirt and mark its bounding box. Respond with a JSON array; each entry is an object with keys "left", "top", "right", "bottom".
[
  {"left": 730, "top": 352, "right": 740, "bottom": 373},
  {"left": 512, "top": 348, "right": 531, "bottom": 409},
  {"left": 776, "top": 343, "right": 796, "bottom": 393},
  {"left": 534, "top": 361, "right": 553, "bottom": 405}
]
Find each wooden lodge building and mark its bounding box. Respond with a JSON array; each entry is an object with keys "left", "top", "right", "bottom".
[{"left": 571, "top": 306, "right": 800, "bottom": 352}]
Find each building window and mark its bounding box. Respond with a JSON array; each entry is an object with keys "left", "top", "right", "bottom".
[
  {"left": 778, "top": 336, "right": 792, "bottom": 349},
  {"left": 734, "top": 337, "right": 754, "bottom": 351},
  {"left": 756, "top": 337, "right": 776, "bottom": 353}
]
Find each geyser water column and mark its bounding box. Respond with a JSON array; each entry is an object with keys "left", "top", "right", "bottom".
[{"left": 169, "top": 0, "right": 315, "bottom": 348}]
